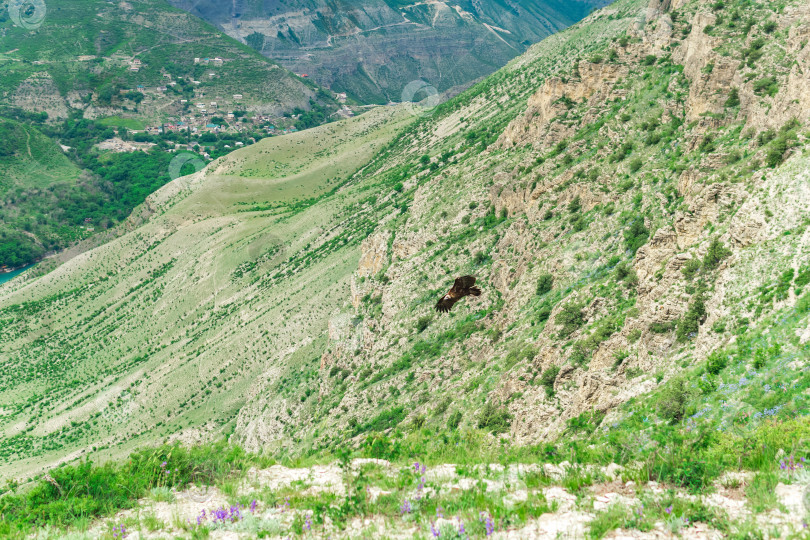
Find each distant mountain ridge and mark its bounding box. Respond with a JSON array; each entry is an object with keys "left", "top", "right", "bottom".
[{"left": 167, "top": 0, "right": 612, "bottom": 103}]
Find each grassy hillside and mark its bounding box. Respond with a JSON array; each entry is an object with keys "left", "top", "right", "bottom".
[
  {"left": 0, "top": 116, "right": 85, "bottom": 267},
  {"left": 1, "top": 0, "right": 810, "bottom": 536},
  {"left": 0, "top": 0, "right": 342, "bottom": 269},
  {"left": 0, "top": 104, "right": 414, "bottom": 482}
]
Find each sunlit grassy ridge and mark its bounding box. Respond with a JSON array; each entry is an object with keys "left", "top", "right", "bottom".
[{"left": 0, "top": 105, "right": 413, "bottom": 481}]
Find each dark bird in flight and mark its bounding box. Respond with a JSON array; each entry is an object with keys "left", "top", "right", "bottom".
[{"left": 435, "top": 275, "right": 481, "bottom": 313}]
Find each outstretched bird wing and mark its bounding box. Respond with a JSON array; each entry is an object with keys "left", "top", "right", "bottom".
[
  {"left": 435, "top": 294, "right": 458, "bottom": 313},
  {"left": 454, "top": 275, "right": 476, "bottom": 290},
  {"left": 436, "top": 276, "right": 478, "bottom": 312}
]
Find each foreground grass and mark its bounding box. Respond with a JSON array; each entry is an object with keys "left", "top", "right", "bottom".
[
  {"left": 1, "top": 414, "right": 808, "bottom": 538},
  {"left": 0, "top": 441, "right": 271, "bottom": 537}
]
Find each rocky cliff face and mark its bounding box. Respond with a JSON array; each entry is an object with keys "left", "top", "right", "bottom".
[
  {"left": 234, "top": 0, "right": 810, "bottom": 452},
  {"left": 167, "top": 0, "right": 612, "bottom": 104}
]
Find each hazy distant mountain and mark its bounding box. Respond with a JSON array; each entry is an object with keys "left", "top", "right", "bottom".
[{"left": 167, "top": 0, "right": 612, "bottom": 103}]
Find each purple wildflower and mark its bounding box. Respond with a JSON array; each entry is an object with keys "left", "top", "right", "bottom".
[
  {"left": 458, "top": 518, "right": 466, "bottom": 535},
  {"left": 430, "top": 521, "right": 440, "bottom": 538},
  {"left": 479, "top": 511, "right": 495, "bottom": 536},
  {"left": 400, "top": 499, "right": 412, "bottom": 514},
  {"left": 436, "top": 505, "right": 444, "bottom": 518},
  {"left": 305, "top": 514, "right": 312, "bottom": 531},
  {"left": 160, "top": 461, "right": 167, "bottom": 468},
  {"left": 250, "top": 499, "right": 257, "bottom": 513},
  {"left": 665, "top": 505, "right": 672, "bottom": 515}
]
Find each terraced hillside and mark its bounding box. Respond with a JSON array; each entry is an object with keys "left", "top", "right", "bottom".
[
  {"left": 0, "top": 0, "right": 331, "bottom": 122},
  {"left": 2, "top": 0, "right": 810, "bottom": 536},
  {"left": 169, "top": 0, "right": 612, "bottom": 103}
]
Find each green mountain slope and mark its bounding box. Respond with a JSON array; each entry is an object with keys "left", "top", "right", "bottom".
[
  {"left": 0, "top": 117, "right": 83, "bottom": 267},
  {"left": 0, "top": 105, "right": 414, "bottom": 479},
  {"left": 0, "top": 0, "right": 330, "bottom": 122},
  {"left": 0, "top": 0, "right": 345, "bottom": 270},
  {"left": 167, "top": 0, "right": 612, "bottom": 103},
  {"left": 1, "top": 1, "right": 810, "bottom": 526}
]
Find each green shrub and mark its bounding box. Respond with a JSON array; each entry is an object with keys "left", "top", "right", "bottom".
[
  {"left": 705, "top": 351, "right": 728, "bottom": 375},
  {"left": 623, "top": 219, "right": 650, "bottom": 255},
  {"left": 415, "top": 316, "right": 431, "bottom": 333},
  {"left": 629, "top": 158, "right": 643, "bottom": 173},
  {"left": 761, "top": 21, "right": 777, "bottom": 34},
  {"left": 536, "top": 273, "right": 554, "bottom": 296},
  {"left": 534, "top": 304, "right": 552, "bottom": 325},
  {"left": 681, "top": 258, "right": 702, "bottom": 280},
  {"left": 355, "top": 406, "right": 406, "bottom": 435},
  {"left": 753, "top": 76, "right": 779, "bottom": 97},
  {"left": 477, "top": 403, "right": 512, "bottom": 434},
  {"left": 447, "top": 410, "right": 463, "bottom": 430},
  {"left": 657, "top": 377, "right": 691, "bottom": 422},
  {"left": 724, "top": 88, "right": 740, "bottom": 107},
  {"left": 650, "top": 321, "right": 676, "bottom": 333},
  {"left": 677, "top": 295, "right": 706, "bottom": 342},
  {"left": 766, "top": 136, "right": 788, "bottom": 168},
  {"left": 556, "top": 301, "right": 586, "bottom": 337},
  {"left": 753, "top": 347, "right": 768, "bottom": 370},
  {"left": 540, "top": 366, "right": 560, "bottom": 396},
  {"left": 566, "top": 410, "right": 605, "bottom": 435},
  {"left": 702, "top": 238, "right": 731, "bottom": 270}
]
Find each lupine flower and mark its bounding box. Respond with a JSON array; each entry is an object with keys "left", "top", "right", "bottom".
[
  {"left": 458, "top": 518, "right": 466, "bottom": 536},
  {"left": 436, "top": 505, "right": 444, "bottom": 518},
  {"left": 160, "top": 461, "right": 167, "bottom": 468},
  {"left": 430, "top": 521, "right": 440, "bottom": 538},
  {"left": 416, "top": 475, "right": 426, "bottom": 500},
  {"left": 479, "top": 511, "right": 495, "bottom": 536},
  {"left": 665, "top": 505, "right": 672, "bottom": 515},
  {"left": 400, "top": 499, "right": 412, "bottom": 514},
  {"left": 779, "top": 454, "right": 805, "bottom": 472},
  {"left": 250, "top": 499, "right": 257, "bottom": 513},
  {"left": 304, "top": 514, "right": 312, "bottom": 531}
]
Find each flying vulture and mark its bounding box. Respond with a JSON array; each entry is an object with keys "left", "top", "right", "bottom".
[{"left": 435, "top": 275, "right": 481, "bottom": 313}]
